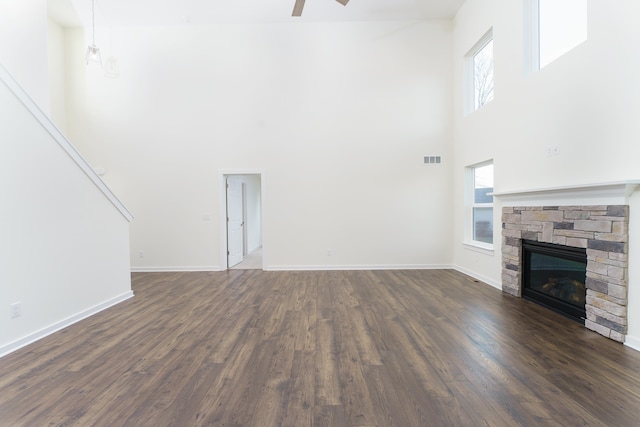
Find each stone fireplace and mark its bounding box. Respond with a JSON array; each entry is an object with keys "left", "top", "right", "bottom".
[{"left": 501, "top": 205, "right": 629, "bottom": 342}]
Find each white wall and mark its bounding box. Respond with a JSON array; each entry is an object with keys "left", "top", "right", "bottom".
[
  {"left": 0, "top": 68, "right": 133, "bottom": 356},
  {"left": 452, "top": 0, "right": 640, "bottom": 347},
  {"left": 65, "top": 21, "right": 455, "bottom": 271},
  {"left": 48, "top": 17, "right": 68, "bottom": 133},
  {"left": 0, "top": 0, "right": 50, "bottom": 113}
]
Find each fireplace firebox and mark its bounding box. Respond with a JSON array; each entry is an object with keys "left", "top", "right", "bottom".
[{"left": 522, "top": 240, "right": 587, "bottom": 323}]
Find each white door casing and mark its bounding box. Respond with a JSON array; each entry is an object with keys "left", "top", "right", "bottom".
[{"left": 226, "top": 176, "right": 244, "bottom": 268}]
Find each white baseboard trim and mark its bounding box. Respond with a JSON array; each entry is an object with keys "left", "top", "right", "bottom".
[
  {"left": 0, "top": 291, "right": 134, "bottom": 359},
  {"left": 453, "top": 265, "right": 502, "bottom": 290},
  {"left": 624, "top": 335, "right": 640, "bottom": 353},
  {"left": 131, "top": 266, "right": 224, "bottom": 273},
  {"left": 265, "top": 264, "right": 453, "bottom": 272},
  {"left": 132, "top": 264, "right": 455, "bottom": 273}
]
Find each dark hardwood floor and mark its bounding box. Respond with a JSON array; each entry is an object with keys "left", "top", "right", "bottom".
[{"left": 2, "top": 269, "right": 640, "bottom": 426}]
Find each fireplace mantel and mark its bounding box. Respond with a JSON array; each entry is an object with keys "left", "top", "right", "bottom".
[{"left": 491, "top": 181, "right": 640, "bottom": 206}]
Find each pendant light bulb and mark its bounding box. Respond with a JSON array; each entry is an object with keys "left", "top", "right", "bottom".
[{"left": 85, "top": 0, "right": 102, "bottom": 68}]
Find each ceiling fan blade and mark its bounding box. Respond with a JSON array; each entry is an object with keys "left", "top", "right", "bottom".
[
  {"left": 292, "top": 0, "right": 305, "bottom": 16},
  {"left": 336, "top": 0, "right": 349, "bottom": 5}
]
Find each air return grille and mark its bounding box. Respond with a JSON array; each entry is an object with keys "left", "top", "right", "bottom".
[{"left": 424, "top": 156, "right": 442, "bottom": 164}]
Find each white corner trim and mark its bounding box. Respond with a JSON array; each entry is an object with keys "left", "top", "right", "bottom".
[
  {"left": 492, "top": 181, "right": 640, "bottom": 206},
  {"left": 0, "top": 291, "right": 134, "bottom": 359},
  {"left": 624, "top": 335, "right": 640, "bottom": 353},
  {"left": 131, "top": 266, "right": 224, "bottom": 272},
  {"left": 264, "top": 264, "right": 453, "bottom": 271},
  {"left": 453, "top": 265, "right": 502, "bottom": 290},
  {"left": 0, "top": 64, "right": 133, "bottom": 222}
]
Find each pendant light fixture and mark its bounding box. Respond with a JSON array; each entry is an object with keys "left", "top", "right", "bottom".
[{"left": 85, "top": 0, "right": 102, "bottom": 67}]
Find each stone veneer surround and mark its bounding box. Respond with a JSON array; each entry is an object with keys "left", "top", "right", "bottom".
[{"left": 502, "top": 205, "right": 629, "bottom": 342}]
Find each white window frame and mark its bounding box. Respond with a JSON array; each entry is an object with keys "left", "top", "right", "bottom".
[
  {"left": 464, "top": 160, "right": 494, "bottom": 251},
  {"left": 524, "top": 0, "right": 541, "bottom": 74},
  {"left": 464, "top": 28, "right": 494, "bottom": 115},
  {"left": 524, "top": 0, "right": 588, "bottom": 75}
]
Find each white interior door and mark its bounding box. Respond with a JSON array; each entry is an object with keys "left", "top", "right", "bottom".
[{"left": 226, "top": 176, "right": 244, "bottom": 268}]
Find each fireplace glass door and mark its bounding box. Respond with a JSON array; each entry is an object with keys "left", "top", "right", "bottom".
[{"left": 522, "top": 240, "right": 587, "bottom": 323}]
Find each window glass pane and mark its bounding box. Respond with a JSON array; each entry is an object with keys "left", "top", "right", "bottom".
[
  {"left": 473, "top": 39, "right": 494, "bottom": 109},
  {"left": 473, "top": 207, "right": 494, "bottom": 244},
  {"left": 474, "top": 164, "right": 494, "bottom": 203},
  {"left": 467, "top": 161, "right": 494, "bottom": 246},
  {"left": 539, "top": 0, "right": 587, "bottom": 68}
]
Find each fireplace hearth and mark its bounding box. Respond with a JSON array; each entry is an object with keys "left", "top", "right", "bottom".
[{"left": 522, "top": 240, "right": 586, "bottom": 323}]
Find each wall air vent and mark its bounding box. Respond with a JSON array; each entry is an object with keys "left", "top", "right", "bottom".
[{"left": 424, "top": 156, "right": 442, "bottom": 164}]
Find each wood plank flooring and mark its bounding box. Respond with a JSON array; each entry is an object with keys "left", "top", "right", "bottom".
[{"left": 2, "top": 269, "right": 640, "bottom": 426}]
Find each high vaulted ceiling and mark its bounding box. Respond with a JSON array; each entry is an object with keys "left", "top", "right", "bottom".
[{"left": 48, "top": 0, "right": 465, "bottom": 28}]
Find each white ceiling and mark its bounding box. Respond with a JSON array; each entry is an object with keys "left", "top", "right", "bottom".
[{"left": 48, "top": 0, "right": 465, "bottom": 28}]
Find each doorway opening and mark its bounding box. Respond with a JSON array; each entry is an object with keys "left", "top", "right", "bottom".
[{"left": 221, "top": 172, "right": 263, "bottom": 270}]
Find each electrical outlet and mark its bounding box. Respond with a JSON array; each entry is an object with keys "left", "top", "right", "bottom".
[
  {"left": 327, "top": 249, "right": 334, "bottom": 257},
  {"left": 10, "top": 302, "right": 21, "bottom": 319},
  {"left": 546, "top": 145, "right": 559, "bottom": 156},
  {"left": 139, "top": 251, "right": 145, "bottom": 258}
]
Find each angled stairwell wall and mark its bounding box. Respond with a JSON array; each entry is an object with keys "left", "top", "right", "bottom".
[{"left": 0, "top": 64, "right": 134, "bottom": 357}]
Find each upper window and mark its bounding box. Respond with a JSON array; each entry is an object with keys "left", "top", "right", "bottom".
[
  {"left": 467, "top": 161, "right": 494, "bottom": 246},
  {"left": 465, "top": 29, "right": 494, "bottom": 115},
  {"left": 526, "top": 0, "right": 588, "bottom": 72}
]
